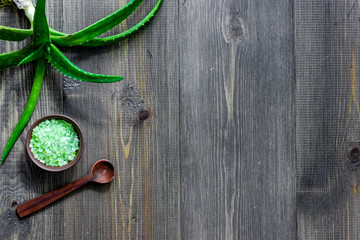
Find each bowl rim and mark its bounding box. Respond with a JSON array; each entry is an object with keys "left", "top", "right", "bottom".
[{"left": 26, "top": 114, "right": 84, "bottom": 172}]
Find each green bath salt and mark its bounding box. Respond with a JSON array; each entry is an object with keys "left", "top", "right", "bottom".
[{"left": 30, "top": 119, "right": 79, "bottom": 167}]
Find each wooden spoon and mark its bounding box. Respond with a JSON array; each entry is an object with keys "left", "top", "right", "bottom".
[{"left": 16, "top": 159, "right": 115, "bottom": 218}]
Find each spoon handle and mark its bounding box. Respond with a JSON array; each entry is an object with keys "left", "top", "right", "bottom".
[{"left": 16, "top": 174, "right": 93, "bottom": 218}]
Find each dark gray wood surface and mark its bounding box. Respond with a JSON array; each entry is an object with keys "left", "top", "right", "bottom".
[
  {"left": 0, "top": 0, "right": 179, "bottom": 239},
  {"left": 2, "top": 0, "right": 358, "bottom": 239},
  {"left": 180, "top": 0, "right": 296, "bottom": 239},
  {"left": 295, "top": 0, "right": 360, "bottom": 239}
]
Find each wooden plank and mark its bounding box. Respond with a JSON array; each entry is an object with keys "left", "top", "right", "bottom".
[
  {"left": 60, "top": 0, "right": 179, "bottom": 239},
  {"left": 179, "top": 0, "right": 296, "bottom": 239},
  {"left": 295, "top": 0, "right": 360, "bottom": 239},
  {"left": 0, "top": 0, "right": 179, "bottom": 239},
  {"left": 0, "top": 2, "right": 65, "bottom": 239}
]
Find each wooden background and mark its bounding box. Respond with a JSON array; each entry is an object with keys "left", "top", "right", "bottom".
[{"left": 0, "top": 0, "right": 358, "bottom": 239}]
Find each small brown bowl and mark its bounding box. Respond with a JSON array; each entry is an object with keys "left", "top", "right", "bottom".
[{"left": 26, "top": 114, "right": 84, "bottom": 172}]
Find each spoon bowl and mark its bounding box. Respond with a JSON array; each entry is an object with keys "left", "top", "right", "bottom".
[{"left": 90, "top": 160, "right": 115, "bottom": 183}]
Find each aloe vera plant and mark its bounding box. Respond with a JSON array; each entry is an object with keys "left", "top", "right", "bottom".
[{"left": 0, "top": 0, "right": 163, "bottom": 164}]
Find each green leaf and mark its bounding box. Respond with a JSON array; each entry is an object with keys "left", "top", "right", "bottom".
[
  {"left": 49, "top": 28, "right": 66, "bottom": 36},
  {"left": 0, "top": 26, "right": 66, "bottom": 41},
  {"left": 78, "top": 0, "right": 163, "bottom": 47},
  {"left": 51, "top": 0, "right": 144, "bottom": 46},
  {"left": 0, "top": 25, "right": 32, "bottom": 41},
  {"left": 18, "top": 45, "right": 45, "bottom": 66},
  {"left": 33, "top": 0, "right": 50, "bottom": 46},
  {"left": 0, "top": 45, "right": 34, "bottom": 69},
  {"left": 0, "top": 0, "right": 162, "bottom": 46},
  {"left": 45, "top": 43, "right": 123, "bottom": 83},
  {"left": 1, "top": 58, "right": 46, "bottom": 164}
]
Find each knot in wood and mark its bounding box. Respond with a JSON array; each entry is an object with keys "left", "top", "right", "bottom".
[
  {"left": 138, "top": 110, "right": 150, "bottom": 121},
  {"left": 349, "top": 146, "right": 360, "bottom": 163},
  {"left": 223, "top": 11, "right": 245, "bottom": 43}
]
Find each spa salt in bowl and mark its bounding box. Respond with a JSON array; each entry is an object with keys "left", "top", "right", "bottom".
[
  {"left": 30, "top": 119, "right": 79, "bottom": 167},
  {"left": 26, "top": 115, "right": 84, "bottom": 172}
]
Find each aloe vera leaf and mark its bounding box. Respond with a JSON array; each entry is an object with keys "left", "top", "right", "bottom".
[
  {"left": 0, "top": 25, "right": 32, "bottom": 41},
  {"left": 49, "top": 28, "right": 66, "bottom": 36},
  {"left": 51, "top": 0, "right": 144, "bottom": 46},
  {"left": 45, "top": 43, "right": 123, "bottom": 83},
  {"left": 0, "top": 44, "right": 34, "bottom": 69},
  {"left": 0, "top": 58, "right": 46, "bottom": 164},
  {"left": 2, "top": 0, "right": 162, "bottom": 46},
  {"left": 0, "top": 26, "right": 66, "bottom": 41},
  {"left": 79, "top": 0, "right": 163, "bottom": 47},
  {"left": 49, "top": 0, "right": 162, "bottom": 47},
  {"left": 33, "top": 0, "right": 50, "bottom": 46},
  {"left": 18, "top": 45, "right": 45, "bottom": 66}
]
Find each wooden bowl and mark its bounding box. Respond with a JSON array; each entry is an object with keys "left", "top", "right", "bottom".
[{"left": 26, "top": 114, "right": 84, "bottom": 172}]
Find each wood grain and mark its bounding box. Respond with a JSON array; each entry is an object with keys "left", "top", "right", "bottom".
[
  {"left": 295, "top": 0, "right": 360, "bottom": 239},
  {"left": 179, "top": 0, "right": 296, "bottom": 239},
  {"left": 0, "top": 2, "right": 65, "bottom": 239},
  {"left": 0, "top": 0, "right": 179, "bottom": 239},
  {"left": 6, "top": 0, "right": 357, "bottom": 238},
  {"left": 60, "top": 0, "right": 179, "bottom": 239}
]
